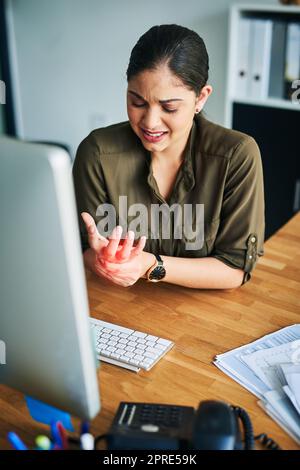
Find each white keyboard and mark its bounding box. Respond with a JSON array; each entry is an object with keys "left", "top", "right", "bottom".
[{"left": 90, "top": 318, "right": 174, "bottom": 372}]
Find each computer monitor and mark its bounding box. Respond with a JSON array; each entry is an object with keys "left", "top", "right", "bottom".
[{"left": 0, "top": 136, "right": 100, "bottom": 420}]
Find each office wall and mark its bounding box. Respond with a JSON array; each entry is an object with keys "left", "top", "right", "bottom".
[{"left": 10, "top": 0, "right": 276, "bottom": 157}]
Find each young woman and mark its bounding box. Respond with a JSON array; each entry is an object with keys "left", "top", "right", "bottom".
[{"left": 73, "top": 24, "right": 264, "bottom": 289}]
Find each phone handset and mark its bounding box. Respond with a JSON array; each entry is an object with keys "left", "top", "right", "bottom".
[{"left": 191, "top": 401, "right": 243, "bottom": 450}]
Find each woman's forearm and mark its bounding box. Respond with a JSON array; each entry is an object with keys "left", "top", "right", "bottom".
[
  {"left": 84, "top": 246, "right": 244, "bottom": 290},
  {"left": 141, "top": 252, "right": 244, "bottom": 289}
]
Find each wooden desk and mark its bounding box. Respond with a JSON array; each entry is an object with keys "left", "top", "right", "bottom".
[{"left": 0, "top": 213, "right": 299, "bottom": 450}]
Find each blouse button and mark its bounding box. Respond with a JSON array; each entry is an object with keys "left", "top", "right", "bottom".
[
  {"left": 248, "top": 255, "right": 253, "bottom": 260},
  {"left": 250, "top": 236, "right": 256, "bottom": 243}
]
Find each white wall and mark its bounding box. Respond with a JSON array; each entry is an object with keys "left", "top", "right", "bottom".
[{"left": 10, "top": 0, "right": 276, "bottom": 157}]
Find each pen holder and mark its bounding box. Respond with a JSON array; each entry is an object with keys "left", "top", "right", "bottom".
[{"left": 25, "top": 396, "right": 74, "bottom": 432}]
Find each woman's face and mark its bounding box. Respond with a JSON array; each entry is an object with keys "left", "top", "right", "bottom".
[{"left": 127, "top": 63, "right": 211, "bottom": 154}]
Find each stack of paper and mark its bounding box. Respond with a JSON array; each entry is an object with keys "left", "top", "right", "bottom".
[{"left": 213, "top": 325, "right": 300, "bottom": 445}]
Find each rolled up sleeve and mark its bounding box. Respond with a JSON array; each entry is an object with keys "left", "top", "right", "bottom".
[{"left": 211, "top": 136, "right": 265, "bottom": 284}]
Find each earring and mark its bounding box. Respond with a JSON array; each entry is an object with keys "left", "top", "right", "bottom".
[{"left": 195, "top": 108, "right": 200, "bottom": 114}]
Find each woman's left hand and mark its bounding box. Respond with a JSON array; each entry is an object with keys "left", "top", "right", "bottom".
[{"left": 98, "top": 251, "right": 152, "bottom": 287}]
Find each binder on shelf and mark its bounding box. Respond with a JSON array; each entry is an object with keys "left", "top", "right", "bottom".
[
  {"left": 234, "top": 18, "right": 252, "bottom": 99},
  {"left": 248, "top": 19, "right": 273, "bottom": 100},
  {"left": 269, "top": 21, "right": 287, "bottom": 99},
  {"left": 284, "top": 22, "right": 300, "bottom": 101}
]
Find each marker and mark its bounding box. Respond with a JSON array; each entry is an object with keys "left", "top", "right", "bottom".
[
  {"left": 35, "top": 435, "right": 52, "bottom": 451},
  {"left": 80, "top": 433, "right": 94, "bottom": 450},
  {"left": 7, "top": 432, "right": 28, "bottom": 450},
  {"left": 50, "top": 421, "right": 63, "bottom": 449},
  {"left": 80, "top": 421, "right": 90, "bottom": 435},
  {"left": 56, "top": 421, "right": 69, "bottom": 450}
]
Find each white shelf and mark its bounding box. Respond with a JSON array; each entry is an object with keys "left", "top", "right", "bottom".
[
  {"left": 225, "top": 4, "right": 300, "bottom": 127},
  {"left": 233, "top": 3, "right": 300, "bottom": 15},
  {"left": 231, "top": 97, "right": 300, "bottom": 112}
]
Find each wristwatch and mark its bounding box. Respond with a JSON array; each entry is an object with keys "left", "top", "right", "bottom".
[{"left": 146, "top": 254, "right": 166, "bottom": 282}]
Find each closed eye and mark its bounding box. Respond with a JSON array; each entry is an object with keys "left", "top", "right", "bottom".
[
  {"left": 131, "top": 102, "right": 178, "bottom": 113},
  {"left": 132, "top": 102, "right": 146, "bottom": 108}
]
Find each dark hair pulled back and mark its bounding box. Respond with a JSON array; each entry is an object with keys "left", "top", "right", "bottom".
[{"left": 126, "top": 24, "right": 209, "bottom": 95}]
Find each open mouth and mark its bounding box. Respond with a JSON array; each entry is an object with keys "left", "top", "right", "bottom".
[{"left": 140, "top": 128, "right": 168, "bottom": 142}]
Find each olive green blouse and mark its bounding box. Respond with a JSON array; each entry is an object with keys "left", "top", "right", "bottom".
[{"left": 72, "top": 114, "right": 265, "bottom": 284}]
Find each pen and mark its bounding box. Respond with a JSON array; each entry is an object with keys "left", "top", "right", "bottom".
[
  {"left": 7, "top": 432, "right": 28, "bottom": 450},
  {"left": 50, "top": 421, "right": 63, "bottom": 449},
  {"left": 56, "top": 421, "right": 69, "bottom": 450}
]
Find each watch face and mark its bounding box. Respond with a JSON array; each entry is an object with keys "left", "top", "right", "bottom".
[{"left": 149, "top": 265, "right": 166, "bottom": 281}]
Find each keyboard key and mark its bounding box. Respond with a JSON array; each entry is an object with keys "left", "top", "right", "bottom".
[
  {"left": 107, "top": 346, "right": 116, "bottom": 352},
  {"left": 103, "top": 328, "right": 112, "bottom": 333},
  {"left": 142, "top": 358, "right": 153, "bottom": 365},
  {"left": 101, "top": 333, "right": 110, "bottom": 339},
  {"left": 124, "top": 352, "right": 135, "bottom": 358},
  {"left": 146, "top": 341, "right": 156, "bottom": 347},
  {"left": 125, "top": 346, "right": 135, "bottom": 352},
  {"left": 98, "top": 338, "right": 108, "bottom": 344},
  {"left": 97, "top": 320, "right": 133, "bottom": 334},
  {"left": 119, "top": 338, "right": 128, "bottom": 345},
  {"left": 120, "top": 355, "right": 130, "bottom": 363},
  {"left": 128, "top": 340, "right": 137, "bottom": 347},
  {"left": 133, "top": 354, "right": 144, "bottom": 361},
  {"left": 111, "top": 353, "right": 120, "bottom": 359},
  {"left": 146, "top": 347, "right": 161, "bottom": 355},
  {"left": 115, "top": 348, "right": 126, "bottom": 356},
  {"left": 153, "top": 343, "right": 166, "bottom": 351},
  {"left": 136, "top": 338, "right": 146, "bottom": 344},
  {"left": 132, "top": 331, "right": 147, "bottom": 338},
  {"left": 129, "top": 359, "right": 140, "bottom": 366},
  {"left": 140, "top": 361, "right": 153, "bottom": 369},
  {"left": 144, "top": 351, "right": 158, "bottom": 359},
  {"left": 119, "top": 333, "right": 130, "bottom": 339},
  {"left": 101, "top": 350, "right": 111, "bottom": 357},
  {"left": 146, "top": 335, "right": 159, "bottom": 342},
  {"left": 134, "top": 349, "right": 145, "bottom": 356},
  {"left": 157, "top": 338, "right": 172, "bottom": 346}
]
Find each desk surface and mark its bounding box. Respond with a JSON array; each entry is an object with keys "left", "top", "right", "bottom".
[{"left": 1, "top": 213, "right": 300, "bottom": 450}]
